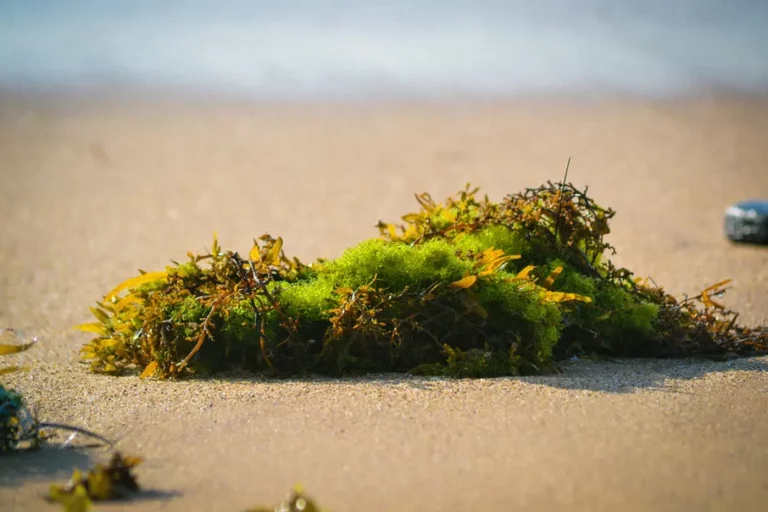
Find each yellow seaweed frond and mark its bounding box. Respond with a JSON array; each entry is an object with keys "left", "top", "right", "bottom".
[{"left": 105, "top": 271, "right": 167, "bottom": 301}]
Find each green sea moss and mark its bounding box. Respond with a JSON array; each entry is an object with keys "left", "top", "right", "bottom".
[
  {"left": 324, "top": 237, "right": 472, "bottom": 291},
  {"left": 77, "top": 182, "right": 768, "bottom": 379},
  {"left": 535, "top": 259, "right": 660, "bottom": 356},
  {"left": 452, "top": 225, "right": 533, "bottom": 267}
]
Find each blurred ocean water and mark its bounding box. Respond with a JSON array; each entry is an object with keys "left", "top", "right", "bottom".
[{"left": 1, "top": 0, "right": 767, "bottom": 99}]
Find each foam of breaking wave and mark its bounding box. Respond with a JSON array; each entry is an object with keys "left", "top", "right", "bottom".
[{"left": 1, "top": 0, "right": 767, "bottom": 99}]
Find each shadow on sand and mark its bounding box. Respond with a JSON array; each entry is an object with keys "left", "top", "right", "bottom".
[
  {"left": 190, "top": 354, "right": 767, "bottom": 394},
  {"left": 0, "top": 447, "right": 94, "bottom": 488},
  {"left": 520, "top": 355, "right": 768, "bottom": 393},
  {"left": 0, "top": 446, "right": 182, "bottom": 503}
]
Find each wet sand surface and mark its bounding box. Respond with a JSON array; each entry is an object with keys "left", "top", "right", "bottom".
[{"left": 1, "top": 94, "right": 767, "bottom": 511}]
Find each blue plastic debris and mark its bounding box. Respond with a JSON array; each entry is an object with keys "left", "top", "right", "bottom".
[{"left": 724, "top": 200, "right": 768, "bottom": 244}]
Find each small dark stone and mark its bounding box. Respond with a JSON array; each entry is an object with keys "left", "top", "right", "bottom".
[{"left": 724, "top": 200, "right": 768, "bottom": 244}]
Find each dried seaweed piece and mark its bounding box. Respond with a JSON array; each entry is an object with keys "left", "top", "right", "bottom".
[
  {"left": 0, "top": 327, "right": 39, "bottom": 375},
  {"left": 637, "top": 279, "right": 768, "bottom": 357},
  {"left": 48, "top": 452, "right": 143, "bottom": 510},
  {"left": 246, "top": 485, "right": 324, "bottom": 512}
]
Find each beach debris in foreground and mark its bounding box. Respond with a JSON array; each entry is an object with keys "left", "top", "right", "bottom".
[
  {"left": 47, "top": 451, "right": 143, "bottom": 511},
  {"left": 1, "top": 328, "right": 40, "bottom": 451},
  {"left": 77, "top": 181, "right": 768, "bottom": 379},
  {"left": 246, "top": 485, "right": 324, "bottom": 512},
  {"left": 1, "top": 329, "right": 113, "bottom": 452},
  {"left": 1, "top": 327, "right": 39, "bottom": 376},
  {"left": 724, "top": 199, "right": 768, "bottom": 244}
]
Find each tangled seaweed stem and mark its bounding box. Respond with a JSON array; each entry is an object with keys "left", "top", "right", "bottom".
[
  {"left": 37, "top": 423, "right": 115, "bottom": 449},
  {"left": 175, "top": 291, "right": 232, "bottom": 374},
  {"left": 553, "top": 156, "right": 571, "bottom": 243},
  {"left": 247, "top": 257, "right": 283, "bottom": 321}
]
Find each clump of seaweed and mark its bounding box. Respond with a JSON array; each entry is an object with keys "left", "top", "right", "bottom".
[
  {"left": 47, "top": 451, "right": 143, "bottom": 510},
  {"left": 77, "top": 181, "right": 768, "bottom": 379}
]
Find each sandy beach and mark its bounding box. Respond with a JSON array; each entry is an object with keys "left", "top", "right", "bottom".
[{"left": 1, "top": 93, "right": 767, "bottom": 511}]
